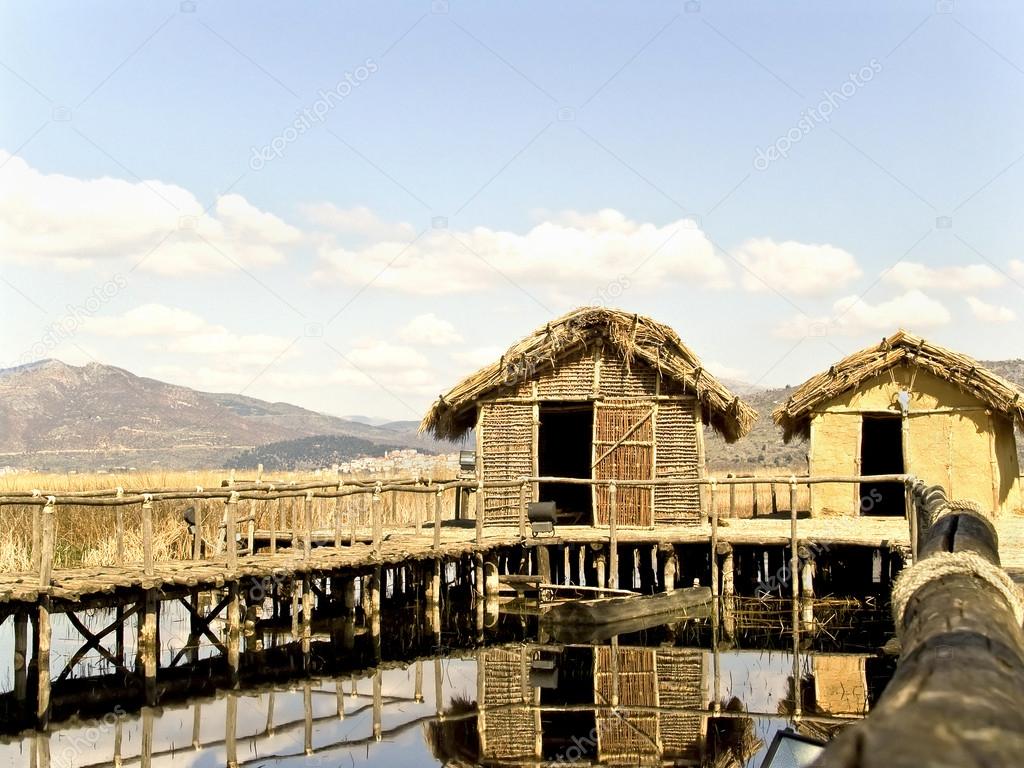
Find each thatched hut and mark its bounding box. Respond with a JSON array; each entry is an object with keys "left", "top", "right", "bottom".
[
  {"left": 421, "top": 307, "right": 757, "bottom": 526},
  {"left": 773, "top": 330, "right": 1024, "bottom": 516}
]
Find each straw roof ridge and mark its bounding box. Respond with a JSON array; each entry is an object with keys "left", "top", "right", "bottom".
[
  {"left": 420, "top": 306, "right": 757, "bottom": 443},
  {"left": 773, "top": 329, "right": 1024, "bottom": 442}
]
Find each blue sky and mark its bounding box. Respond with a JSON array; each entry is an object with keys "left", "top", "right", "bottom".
[{"left": 2, "top": 0, "right": 1023, "bottom": 420}]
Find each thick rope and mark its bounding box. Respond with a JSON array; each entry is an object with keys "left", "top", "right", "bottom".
[{"left": 892, "top": 549, "right": 1024, "bottom": 630}]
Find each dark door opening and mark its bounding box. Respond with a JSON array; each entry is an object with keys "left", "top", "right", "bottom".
[
  {"left": 860, "top": 416, "right": 905, "bottom": 516},
  {"left": 538, "top": 402, "right": 593, "bottom": 525}
]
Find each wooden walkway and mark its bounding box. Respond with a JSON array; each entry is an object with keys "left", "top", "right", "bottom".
[{"left": 6, "top": 514, "right": 1024, "bottom": 606}]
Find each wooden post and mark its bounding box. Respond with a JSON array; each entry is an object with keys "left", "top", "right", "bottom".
[
  {"left": 372, "top": 487, "right": 383, "bottom": 556},
  {"left": 475, "top": 480, "right": 484, "bottom": 545},
  {"left": 608, "top": 483, "right": 618, "bottom": 590},
  {"left": 226, "top": 693, "right": 238, "bottom": 768},
  {"left": 433, "top": 488, "right": 443, "bottom": 550},
  {"left": 141, "top": 496, "right": 154, "bottom": 577},
  {"left": 14, "top": 611, "right": 27, "bottom": 702},
  {"left": 816, "top": 484, "right": 1024, "bottom": 765},
  {"left": 38, "top": 499, "right": 55, "bottom": 589},
  {"left": 304, "top": 682, "right": 314, "bottom": 754},
  {"left": 334, "top": 487, "right": 344, "bottom": 548},
  {"left": 140, "top": 590, "right": 158, "bottom": 706},
  {"left": 710, "top": 480, "right": 719, "bottom": 596},
  {"left": 719, "top": 542, "right": 734, "bottom": 599},
  {"left": 116, "top": 487, "right": 126, "bottom": 565},
  {"left": 519, "top": 480, "right": 528, "bottom": 538},
  {"left": 141, "top": 708, "right": 153, "bottom": 768},
  {"left": 907, "top": 479, "right": 918, "bottom": 563},
  {"left": 227, "top": 582, "right": 241, "bottom": 682},
  {"left": 31, "top": 504, "right": 41, "bottom": 574},
  {"left": 303, "top": 491, "right": 313, "bottom": 559},
  {"left": 595, "top": 552, "right": 607, "bottom": 589},
  {"left": 662, "top": 545, "right": 677, "bottom": 592},
  {"left": 225, "top": 493, "right": 238, "bottom": 571},
  {"left": 414, "top": 487, "right": 423, "bottom": 536},
  {"left": 270, "top": 498, "right": 278, "bottom": 555},
  {"left": 373, "top": 669, "right": 383, "bottom": 742},
  {"left": 302, "top": 575, "right": 313, "bottom": 655},
  {"left": 36, "top": 600, "right": 51, "bottom": 728},
  {"left": 247, "top": 500, "right": 255, "bottom": 556},
  {"left": 789, "top": 480, "right": 799, "bottom": 603},
  {"left": 415, "top": 659, "right": 424, "bottom": 702}
]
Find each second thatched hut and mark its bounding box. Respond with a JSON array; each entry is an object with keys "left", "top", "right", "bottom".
[{"left": 773, "top": 330, "right": 1024, "bottom": 516}]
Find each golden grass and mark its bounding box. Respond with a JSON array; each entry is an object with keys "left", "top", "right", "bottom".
[{"left": 0, "top": 466, "right": 453, "bottom": 571}]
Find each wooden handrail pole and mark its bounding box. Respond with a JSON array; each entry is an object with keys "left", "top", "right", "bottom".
[
  {"left": 790, "top": 478, "right": 799, "bottom": 603},
  {"left": 608, "top": 483, "right": 618, "bottom": 590},
  {"left": 519, "top": 480, "right": 528, "bottom": 538},
  {"left": 372, "top": 484, "right": 383, "bottom": 556},
  {"left": 141, "top": 496, "right": 154, "bottom": 577},
  {"left": 334, "top": 485, "right": 343, "bottom": 549},
  {"left": 710, "top": 479, "right": 719, "bottom": 597},
  {"left": 225, "top": 493, "right": 238, "bottom": 571},
  {"left": 474, "top": 480, "right": 485, "bottom": 545},
  {"left": 38, "top": 498, "right": 55, "bottom": 589},
  {"left": 303, "top": 492, "right": 313, "bottom": 559},
  {"left": 115, "top": 486, "right": 125, "bottom": 566},
  {"left": 433, "top": 489, "right": 443, "bottom": 551}
]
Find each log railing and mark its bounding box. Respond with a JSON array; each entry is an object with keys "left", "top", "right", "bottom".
[
  {"left": 811, "top": 481, "right": 1024, "bottom": 766},
  {"left": 0, "top": 473, "right": 917, "bottom": 593}
]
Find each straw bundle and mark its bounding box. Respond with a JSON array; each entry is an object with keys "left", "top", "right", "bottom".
[
  {"left": 773, "top": 329, "right": 1024, "bottom": 442},
  {"left": 421, "top": 307, "right": 757, "bottom": 443}
]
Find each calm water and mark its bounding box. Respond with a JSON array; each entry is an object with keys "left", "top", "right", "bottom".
[{"left": 0, "top": 593, "right": 895, "bottom": 767}]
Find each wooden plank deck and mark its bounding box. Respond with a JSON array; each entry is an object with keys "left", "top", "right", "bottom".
[{"left": 3, "top": 514, "right": 1023, "bottom": 606}]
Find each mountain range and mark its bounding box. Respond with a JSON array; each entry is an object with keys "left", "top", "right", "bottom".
[
  {"left": 0, "top": 360, "right": 453, "bottom": 470},
  {"left": 2, "top": 357, "right": 1022, "bottom": 471}
]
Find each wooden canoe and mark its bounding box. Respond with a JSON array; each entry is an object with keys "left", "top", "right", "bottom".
[{"left": 540, "top": 586, "right": 713, "bottom": 627}]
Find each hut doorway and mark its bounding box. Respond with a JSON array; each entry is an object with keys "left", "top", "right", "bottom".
[
  {"left": 538, "top": 402, "right": 594, "bottom": 524},
  {"left": 859, "top": 416, "right": 905, "bottom": 516}
]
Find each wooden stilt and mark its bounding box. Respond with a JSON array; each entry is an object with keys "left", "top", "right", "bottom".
[
  {"left": 415, "top": 659, "right": 424, "bottom": 702},
  {"left": 141, "top": 707, "right": 154, "bottom": 768},
  {"left": 14, "top": 611, "right": 27, "bottom": 703},
  {"left": 304, "top": 681, "right": 314, "bottom": 754},
  {"left": 226, "top": 693, "right": 238, "bottom": 768},
  {"left": 139, "top": 590, "right": 157, "bottom": 707},
  {"left": 36, "top": 600, "right": 51, "bottom": 728}
]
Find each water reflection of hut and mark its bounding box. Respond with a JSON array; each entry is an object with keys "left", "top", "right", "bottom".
[
  {"left": 470, "top": 644, "right": 706, "bottom": 766},
  {"left": 811, "top": 654, "right": 868, "bottom": 716},
  {"left": 421, "top": 307, "right": 756, "bottom": 526}
]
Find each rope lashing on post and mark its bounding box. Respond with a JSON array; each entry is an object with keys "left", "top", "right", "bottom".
[
  {"left": 892, "top": 550, "right": 1024, "bottom": 630},
  {"left": 893, "top": 485, "right": 1024, "bottom": 629}
]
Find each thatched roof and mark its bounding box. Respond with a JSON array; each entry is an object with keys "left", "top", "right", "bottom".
[
  {"left": 773, "top": 329, "right": 1024, "bottom": 442},
  {"left": 420, "top": 307, "right": 757, "bottom": 443}
]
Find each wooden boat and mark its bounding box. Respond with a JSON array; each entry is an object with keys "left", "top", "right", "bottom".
[{"left": 540, "top": 586, "right": 712, "bottom": 628}]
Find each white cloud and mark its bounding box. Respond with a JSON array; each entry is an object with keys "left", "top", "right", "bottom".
[
  {"left": 775, "top": 290, "right": 951, "bottom": 338},
  {"left": 734, "top": 238, "right": 862, "bottom": 296},
  {"left": 312, "top": 209, "right": 733, "bottom": 295},
  {"left": 397, "top": 313, "right": 463, "bottom": 346},
  {"left": 704, "top": 359, "right": 748, "bottom": 382},
  {"left": 451, "top": 345, "right": 505, "bottom": 372},
  {"left": 0, "top": 152, "right": 301, "bottom": 274},
  {"left": 84, "top": 303, "right": 299, "bottom": 367},
  {"left": 303, "top": 203, "right": 416, "bottom": 242},
  {"left": 884, "top": 262, "right": 1004, "bottom": 292},
  {"left": 84, "top": 304, "right": 206, "bottom": 337},
  {"left": 966, "top": 296, "right": 1016, "bottom": 325},
  {"left": 346, "top": 340, "right": 430, "bottom": 371},
  {"left": 1009, "top": 260, "right": 1024, "bottom": 281}
]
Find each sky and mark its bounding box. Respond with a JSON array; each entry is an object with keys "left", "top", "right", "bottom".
[{"left": 2, "top": 1, "right": 1023, "bottom": 422}]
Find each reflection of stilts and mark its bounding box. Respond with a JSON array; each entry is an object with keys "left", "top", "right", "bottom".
[{"left": 799, "top": 544, "right": 817, "bottom": 633}]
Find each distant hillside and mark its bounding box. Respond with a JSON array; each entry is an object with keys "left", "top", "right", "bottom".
[
  {"left": 704, "top": 385, "right": 805, "bottom": 471},
  {"left": 230, "top": 435, "right": 412, "bottom": 471},
  {"left": 0, "top": 360, "right": 451, "bottom": 470}
]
